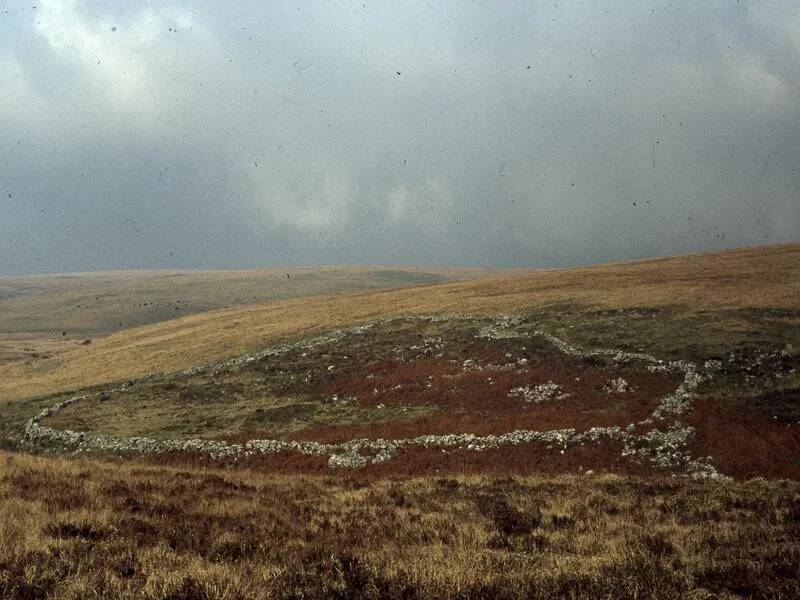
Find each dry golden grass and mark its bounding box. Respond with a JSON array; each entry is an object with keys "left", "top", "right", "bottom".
[
  {"left": 1, "top": 244, "right": 798, "bottom": 403},
  {"left": 0, "top": 450, "right": 797, "bottom": 599},
  {"left": 0, "top": 335, "right": 80, "bottom": 368}
]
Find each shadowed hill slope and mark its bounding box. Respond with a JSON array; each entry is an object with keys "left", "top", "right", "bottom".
[
  {"left": 1, "top": 244, "right": 797, "bottom": 403},
  {"left": 0, "top": 266, "right": 499, "bottom": 336}
]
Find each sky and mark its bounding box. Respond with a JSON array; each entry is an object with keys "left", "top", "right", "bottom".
[{"left": 1, "top": 0, "right": 798, "bottom": 275}]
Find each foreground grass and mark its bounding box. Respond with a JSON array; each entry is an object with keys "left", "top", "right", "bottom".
[{"left": 0, "top": 451, "right": 798, "bottom": 599}]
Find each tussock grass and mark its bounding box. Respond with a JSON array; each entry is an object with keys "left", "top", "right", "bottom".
[{"left": 0, "top": 451, "right": 798, "bottom": 598}]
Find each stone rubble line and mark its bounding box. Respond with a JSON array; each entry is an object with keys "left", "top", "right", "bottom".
[{"left": 22, "top": 314, "right": 727, "bottom": 479}]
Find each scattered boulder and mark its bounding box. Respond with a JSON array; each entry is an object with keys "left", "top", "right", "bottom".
[{"left": 603, "top": 377, "right": 632, "bottom": 394}]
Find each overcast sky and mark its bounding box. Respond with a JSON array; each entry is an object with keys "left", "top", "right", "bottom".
[{"left": 1, "top": 1, "right": 798, "bottom": 275}]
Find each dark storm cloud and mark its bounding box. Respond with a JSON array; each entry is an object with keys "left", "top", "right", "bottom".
[{"left": 1, "top": 0, "right": 798, "bottom": 275}]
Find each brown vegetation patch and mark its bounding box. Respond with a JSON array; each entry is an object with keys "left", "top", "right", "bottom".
[
  {"left": 354, "top": 440, "right": 652, "bottom": 478},
  {"left": 289, "top": 362, "right": 679, "bottom": 443},
  {"left": 687, "top": 396, "right": 800, "bottom": 480},
  {"left": 750, "top": 387, "right": 800, "bottom": 425},
  {"left": 145, "top": 450, "right": 332, "bottom": 475}
]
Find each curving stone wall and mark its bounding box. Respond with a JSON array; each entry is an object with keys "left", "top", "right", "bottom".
[{"left": 22, "top": 314, "right": 728, "bottom": 479}]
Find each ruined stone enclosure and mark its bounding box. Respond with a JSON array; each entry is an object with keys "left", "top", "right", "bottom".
[{"left": 25, "top": 314, "right": 744, "bottom": 478}]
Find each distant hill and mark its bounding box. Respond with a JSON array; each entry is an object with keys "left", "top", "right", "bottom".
[{"left": 0, "top": 265, "right": 502, "bottom": 336}]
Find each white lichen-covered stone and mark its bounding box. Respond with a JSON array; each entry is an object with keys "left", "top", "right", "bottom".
[
  {"left": 603, "top": 377, "right": 632, "bottom": 394},
  {"left": 509, "top": 382, "right": 570, "bottom": 404}
]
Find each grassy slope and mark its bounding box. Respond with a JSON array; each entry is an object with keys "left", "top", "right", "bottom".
[{"left": 1, "top": 244, "right": 798, "bottom": 403}]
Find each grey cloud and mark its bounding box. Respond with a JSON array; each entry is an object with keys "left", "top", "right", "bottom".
[{"left": 0, "top": 0, "right": 798, "bottom": 275}]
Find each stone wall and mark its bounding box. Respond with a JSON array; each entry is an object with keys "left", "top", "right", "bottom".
[{"left": 22, "top": 314, "right": 727, "bottom": 479}]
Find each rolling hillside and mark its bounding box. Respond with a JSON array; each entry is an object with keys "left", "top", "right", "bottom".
[
  {"left": 0, "top": 266, "right": 501, "bottom": 337},
  {"left": 0, "top": 265, "right": 501, "bottom": 374},
  {"left": 1, "top": 244, "right": 797, "bottom": 403}
]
